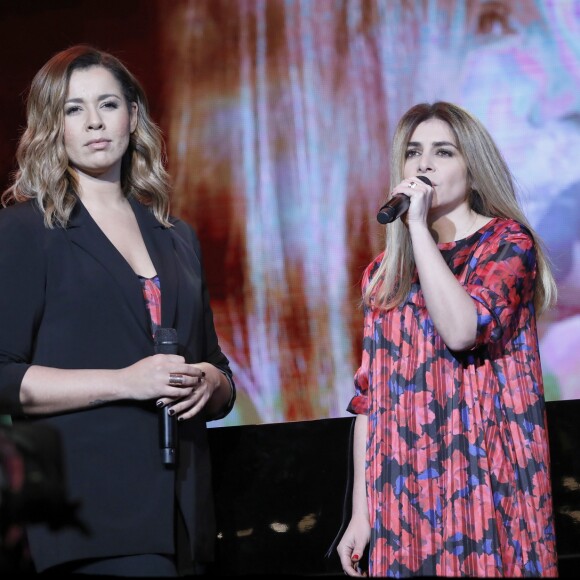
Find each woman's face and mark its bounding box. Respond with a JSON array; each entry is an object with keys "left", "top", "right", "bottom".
[
  {"left": 63, "top": 65, "right": 137, "bottom": 180},
  {"left": 403, "top": 118, "right": 470, "bottom": 215}
]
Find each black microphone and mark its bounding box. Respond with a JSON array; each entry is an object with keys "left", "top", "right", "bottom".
[
  {"left": 376, "top": 175, "right": 432, "bottom": 224},
  {"left": 154, "top": 327, "right": 179, "bottom": 466}
]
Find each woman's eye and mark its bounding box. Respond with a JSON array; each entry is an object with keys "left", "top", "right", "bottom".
[
  {"left": 437, "top": 149, "right": 453, "bottom": 157},
  {"left": 102, "top": 101, "right": 119, "bottom": 110},
  {"left": 65, "top": 106, "right": 81, "bottom": 115},
  {"left": 405, "top": 149, "right": 419, "bottom": 158}
]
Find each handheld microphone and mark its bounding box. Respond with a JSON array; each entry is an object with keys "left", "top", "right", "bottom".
[
  {"left": 376, "top": 176, "right": 432, "bottom": 224},
  {"left": 154, "top": 327, "right": 179, "bottom": 466}
]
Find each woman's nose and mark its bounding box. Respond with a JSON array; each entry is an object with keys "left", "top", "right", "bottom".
[
  {"left": 417, "top": 155, "right": 432, "bottom": 172},
  {"left": 87, "top": 110, "right": 104, "bottom": 130},
  {"left": 416, "top": 155, "right": 433, "bottom": 173}
]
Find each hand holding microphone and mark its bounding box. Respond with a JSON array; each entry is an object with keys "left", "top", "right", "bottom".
[
  {"left": 154, "top": 327, "right": 179, "bottom": 466},
  {"left": 377, "top": 176, "right": 432, "bottom": 224},
  {"left": 152, "top": 328, "right": 208, "bottom": 465}
]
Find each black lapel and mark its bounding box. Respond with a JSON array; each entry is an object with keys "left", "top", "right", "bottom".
[{"left": 66, "top": 199, "right": 153, "bottom": 341}]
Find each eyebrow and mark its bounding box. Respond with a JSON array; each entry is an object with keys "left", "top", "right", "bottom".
[
  {"left": 407, "top": 140, "right": 458, "bottom": 148},
  {"left": 64, "top": 93, "right": 122, "bottom": 104}
]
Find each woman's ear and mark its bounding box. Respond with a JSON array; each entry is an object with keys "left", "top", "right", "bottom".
[{"left": 130, "top": 102, "right": 138, "bottom": 133}]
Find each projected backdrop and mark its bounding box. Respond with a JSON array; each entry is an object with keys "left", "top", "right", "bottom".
[{"left": 1, "top": 0, "right": 579, "bottom": 426}]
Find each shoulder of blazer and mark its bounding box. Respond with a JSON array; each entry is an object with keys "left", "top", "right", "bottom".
[
  {"left": 0, "top": 200, "right": 49, "bottom": 241},
  {"left": 0, "top": 202, "right": 53, "bottom": 278},
  {"left": 0, "top": 199, "right": 44, "bottom": 223},
  {"left": 168, "top": 216, "right": 202, "bottom": 259}
]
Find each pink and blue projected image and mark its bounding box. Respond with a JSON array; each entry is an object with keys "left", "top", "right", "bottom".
[{"left": 2, "top": 0, "right": 579, "bottom": 425}]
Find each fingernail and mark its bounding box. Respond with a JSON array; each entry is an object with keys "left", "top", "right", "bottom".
[
  {"left": 177, "top": 416, "right": 184, "bottom": 422},
  {"left": 202, "top": 371, "right": 206, "bottom": 377},
  {"left": 352, "top": 554, "right": 359, "bottom": 561},
  {"left": 168, "top": 408, "right": 175, "bottom": 416},
  {"left": 156, "top": 400, "right": 163, "bottom": 407}
]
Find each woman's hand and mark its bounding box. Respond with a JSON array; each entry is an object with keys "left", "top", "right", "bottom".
[
  {"left": 337, "top": 515, "right": 371, "bottom": 577},
  {"left": 155, "top": 361, "right": 227, "bottom": 421},
  {"left": 391, "top": 177, "right": 433, "bottom": 225},
  {"left": 122, "top": 356, "right": 229, "bottom": 421},
  {"left": 118, "top": 354, "right": 203, "bottom": 404}
]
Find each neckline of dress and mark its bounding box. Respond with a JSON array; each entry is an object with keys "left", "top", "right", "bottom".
[{"left": 437, "top": 216, "right": 498, "bottom": 249}]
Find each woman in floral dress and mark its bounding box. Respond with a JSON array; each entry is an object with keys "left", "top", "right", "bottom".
[{"left": 337, "top": 102, "right": 558, "bottom": 577}]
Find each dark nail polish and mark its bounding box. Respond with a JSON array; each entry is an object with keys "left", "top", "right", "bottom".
[
  {"left": 168, "top": 408, "right": 175, "bottom": 416},
  {"left": 156, "top": 400, "right": 163, "bottom": 408}
]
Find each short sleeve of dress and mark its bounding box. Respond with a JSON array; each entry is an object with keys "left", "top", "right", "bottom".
[
  {"left": 464, "top": 222, "right": 537, "bottom": 348},
  {"left": 347, "top": 316, "right": 371, "bottom": 415},
  {"left": 347, "top": 255, "right": 384, "bottom": 415}
]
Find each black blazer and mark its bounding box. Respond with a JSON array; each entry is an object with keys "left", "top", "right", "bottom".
[{"left": 0, "top": 198, "right": 235, "bottom": 572}]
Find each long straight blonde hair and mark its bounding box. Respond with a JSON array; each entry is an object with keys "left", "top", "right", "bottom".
[
  {"left": 364, "top": 101, "right": 557, "bottom": 315},
  {"left": 2, "top": 44, "right": 172, "bottom": 228}
]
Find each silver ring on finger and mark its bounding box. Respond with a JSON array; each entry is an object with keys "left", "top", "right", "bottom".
[
  {"left": 168, "top": 373, "right": 185, "bottom": 386},
  {"left": 409, "top": 181, "right": 417, "bottom": 189}
]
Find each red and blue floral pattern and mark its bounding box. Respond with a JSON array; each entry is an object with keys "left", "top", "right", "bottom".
[{"left": 139, "top": 275, "right": 161, "bottom": 337}]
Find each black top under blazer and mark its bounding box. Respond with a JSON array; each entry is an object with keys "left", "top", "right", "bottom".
[{"left": 0, "top": 198, "right": 235, "bottom": 572}]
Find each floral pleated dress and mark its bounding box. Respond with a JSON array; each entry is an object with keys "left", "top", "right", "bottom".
[{"left": 348, "top": 218, "right": 558, "bottom": 577}]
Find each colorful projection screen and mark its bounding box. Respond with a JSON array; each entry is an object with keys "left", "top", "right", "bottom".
[{"left": 1, "top": 1, "right": 579, "bottom": 427}]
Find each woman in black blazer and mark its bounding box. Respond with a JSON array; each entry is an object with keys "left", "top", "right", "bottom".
[{"left": 0, "top": 45, "right": 235, "bottom": 576}]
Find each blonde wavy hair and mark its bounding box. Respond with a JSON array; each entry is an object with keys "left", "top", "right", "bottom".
[
  {"left": 1, "top": 44, "right": 172, "bottom": 228},
  {"left": 365, "top": 101, "right": 557, "bottom": 316}
]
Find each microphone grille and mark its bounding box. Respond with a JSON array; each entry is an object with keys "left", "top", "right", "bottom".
[
  {"left": 154, "top": 327, "right": 178, "bottom": 346},
  {"left": 415, "top": 175, "right": 432, "bottom": 187}
]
